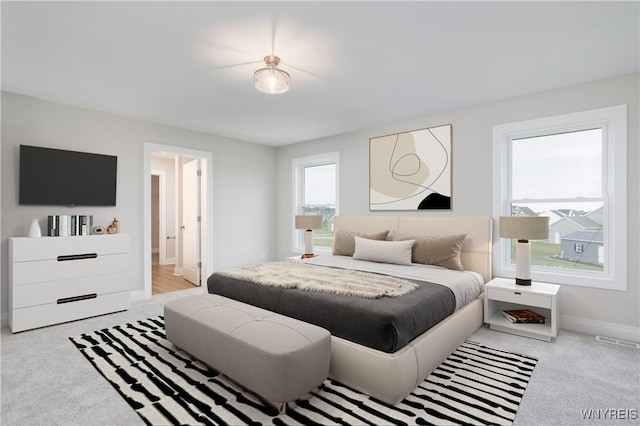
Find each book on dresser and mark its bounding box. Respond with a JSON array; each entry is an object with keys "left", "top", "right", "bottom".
[
  {"left": 501, "top": 309, "right": 546, "bottom": 324},
  {"left": 47, "top": 215, "right": 93, "bottom": 236}
]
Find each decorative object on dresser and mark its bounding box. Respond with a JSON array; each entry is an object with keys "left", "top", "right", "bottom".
[
  {"left": 92, "top": 225, "right": 105, "bottom": 235},
  {"left": 484, "top": 277, "right": 560, "bottom": 341},
  {"left": 294, "top": 215, "right": 322, "bottom": 258},
  {"left": 499, "top": 215, "right": 550, "bottom": 286},
  {"left": 107, "top": 217, "right": 120, "bottom": 234},
  {"left": 8, "top": 234, "right": 131, "bottom": 332},
  {"left": 369, "top": 124, "right": 452, "bottom": 211},
  {"left": 28, "top": 218, "right": 42, "bottom": 237}
]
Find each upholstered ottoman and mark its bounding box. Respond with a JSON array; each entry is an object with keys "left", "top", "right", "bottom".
[{"left": 164, "top": 294, "right": 331, "bottom": 408}]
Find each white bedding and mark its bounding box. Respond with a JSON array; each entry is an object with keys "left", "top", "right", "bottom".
[{"left": 296, "top": 255, "right": 485, "bottom": 310}]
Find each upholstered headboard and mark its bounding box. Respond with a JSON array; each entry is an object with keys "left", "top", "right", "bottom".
[{"left": 333, "top": 215, "right": 493, "bottom": 282}]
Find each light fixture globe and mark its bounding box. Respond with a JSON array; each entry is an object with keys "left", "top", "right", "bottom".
[{"left": 254, "top": 55, "right": 290, "bottom": 94}]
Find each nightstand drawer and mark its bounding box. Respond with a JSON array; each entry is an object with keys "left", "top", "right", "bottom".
[{"left": 487, "top": 287, "right": 552, "bottom": 309}]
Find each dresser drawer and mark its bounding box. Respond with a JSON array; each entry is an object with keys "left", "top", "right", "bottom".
[
  {"left": 77, "top": 291, "right": 129, "bottom": 318},
  {"left": 12, "top": 279, "right": 79, "bottom": 308},
  {"left": 76, "top": 234, "right": 130, "bottom": 256},
  {"left": 10, "top": 237, "right": 77, "bottom": 262},
  {"left": 11, "top": 302, "right": 78, "bottom": 333},
  {"left": 12, "top": 253, "right": 130, "bottom": 286},
  {"left": 487, "top": 287, "right": 552, "bottom": 309},
  {"left": 10, "top": 291, "right": 129, "bottom": 333},
  {"left": 10, "top": 234, "right": 129, "bottom": 262},
  {"left": 12, "top": 272, "right": 131, "bottom": 308}
]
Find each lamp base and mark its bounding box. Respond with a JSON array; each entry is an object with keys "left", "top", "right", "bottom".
[
  {"left": 515, "top": 277, "right": 532, "bottom": 286},
  {"left": 301, "top": 253, "right": 317, "bottom": 259}
]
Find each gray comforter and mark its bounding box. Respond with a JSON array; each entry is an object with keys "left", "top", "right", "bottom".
[{"left": 207, "top": 263, "right": 455, "bottom": 353}]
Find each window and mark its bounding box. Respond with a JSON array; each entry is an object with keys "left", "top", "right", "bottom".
[
  {"left": 493, "top": 105, "right": 627, "bottom": 290},
  {"left": 292, "top": 152, "right": 339, "bottom": 253}
]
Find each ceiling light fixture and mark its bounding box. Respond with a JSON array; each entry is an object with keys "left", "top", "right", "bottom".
[{"left": 253, "top": 55, "right": 290, "bottom": 94}]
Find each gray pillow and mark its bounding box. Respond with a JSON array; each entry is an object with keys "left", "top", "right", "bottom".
[
  {"left": 332, "top": 230, "right": 389, "bottom": 256},
  {"left": 388, "top": 231, "right": 467, "bottom": 270}
]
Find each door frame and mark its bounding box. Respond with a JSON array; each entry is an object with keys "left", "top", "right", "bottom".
[
  {"left": 143, "top": 142, "right": 213, "bottom": 299},
  {"left": 151, "top": 169, "right": 167, "bottom": 265}
]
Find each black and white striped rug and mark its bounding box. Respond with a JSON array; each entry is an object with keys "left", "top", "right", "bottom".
[{"left": 70, "top": 316, "right": 537, "bottom": 425}]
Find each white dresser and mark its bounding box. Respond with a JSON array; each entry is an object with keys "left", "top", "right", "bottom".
[{"left": 9, "top": 234, "right": 131, "bottom": 332}]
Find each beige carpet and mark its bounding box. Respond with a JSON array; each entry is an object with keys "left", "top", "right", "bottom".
[{"left": 2, "top": 287, "right": 638, "bottom": 425}]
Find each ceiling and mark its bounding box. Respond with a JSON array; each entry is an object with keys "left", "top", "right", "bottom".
[{"left": 2, "top": 1, "right": 638, "bottom": 147}]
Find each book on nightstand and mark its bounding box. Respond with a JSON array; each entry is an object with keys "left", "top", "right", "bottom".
[{"left": 501, "top": 309, "right": 546, "bottom": 324}]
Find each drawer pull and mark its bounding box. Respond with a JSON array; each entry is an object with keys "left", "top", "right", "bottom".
[
  {"left": 57, "top": 293, "right": 97, "bottom": 304},
  {"left": 514, "top": 291, "right": 522, "bottom": 295},
  {"left": 57, "top": 253, "right": 98, "bottom": 261}
]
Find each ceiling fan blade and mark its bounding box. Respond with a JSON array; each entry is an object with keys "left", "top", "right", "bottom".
[
  {"left": 281, "top": 62, "right": 330, "bottom": 82},
  {"left": 205, "top": 60, "right": 263, "bottom": 72}
]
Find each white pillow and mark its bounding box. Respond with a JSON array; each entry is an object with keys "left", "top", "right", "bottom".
[{"left": 353, "top": 236, "right": 415, "bottom": 265}]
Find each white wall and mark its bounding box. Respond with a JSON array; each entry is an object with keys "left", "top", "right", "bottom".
[
  {"left": 1, "top": 92, "right": 278, "bottom": 321},
  {"left": 277, "top": 73, "right": 639, "bottom": 340}
]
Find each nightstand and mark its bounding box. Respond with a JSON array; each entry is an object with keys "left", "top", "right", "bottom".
[{"left": 484, "top": 277, "right": 560, "bottom": 341}]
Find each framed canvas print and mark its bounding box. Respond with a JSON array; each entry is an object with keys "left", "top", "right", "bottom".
[{"left": 370, "top": 124, "right": 452, "bottom": 211}]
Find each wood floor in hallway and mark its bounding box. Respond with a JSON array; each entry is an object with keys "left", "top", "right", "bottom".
[{"left": 152, "top": 263, "right": 198, "bottom": 295}]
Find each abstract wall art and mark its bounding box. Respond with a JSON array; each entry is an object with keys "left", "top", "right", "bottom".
[{"left": 369, "top": 124, "right": 452, "bottom": 211}]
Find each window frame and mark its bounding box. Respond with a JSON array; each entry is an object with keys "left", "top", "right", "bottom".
[
  {"left": 292, "top": 151, "right": 340, "bottom": 254},
  {"left": 492, "top": 105, "right": 627, "bottom": 290}
]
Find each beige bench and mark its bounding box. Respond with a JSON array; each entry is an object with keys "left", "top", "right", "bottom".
[{"left": 164, "top": 294, "right": 331, "bottom": 410}]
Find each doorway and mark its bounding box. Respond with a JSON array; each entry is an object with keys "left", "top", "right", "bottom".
[{"left": 143, "top": 143, "right": 212, "bottom": 299}]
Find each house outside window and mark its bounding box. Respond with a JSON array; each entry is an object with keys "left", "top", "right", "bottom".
[
  {"left": 292, "top": 152, "right": 339, "bottom": 253},
  {"left": 493, "top": 105, "right": 627, "bottom": 290}
]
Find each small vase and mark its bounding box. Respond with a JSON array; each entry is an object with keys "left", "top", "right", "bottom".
[{"left": 28, "top": 219, "right": 42, "bottom": 238}]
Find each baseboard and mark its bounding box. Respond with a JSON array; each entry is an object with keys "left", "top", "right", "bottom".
[
  {"left": 560, "top": 314, "right": 640, "bottom": 343},
  {"left": 173, "top": 267, "right": 184, "bottom": 276}
]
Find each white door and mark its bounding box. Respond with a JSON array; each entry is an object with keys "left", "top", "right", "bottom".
[{"left": 182, "top": 159, "right": 201, "bottom": 285}]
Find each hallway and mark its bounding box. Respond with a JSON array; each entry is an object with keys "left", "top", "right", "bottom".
[{"left": 152, "top": 253, "right": 197, "bottom": 295}]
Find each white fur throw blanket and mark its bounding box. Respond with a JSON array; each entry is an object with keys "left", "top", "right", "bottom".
[{"left": 216, "top": 261, "right": 418, "bottom": 299}]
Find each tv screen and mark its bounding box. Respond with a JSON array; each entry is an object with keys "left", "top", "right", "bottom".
[{"left": 19, "top": 145, "right": 117, "bottom": 206}]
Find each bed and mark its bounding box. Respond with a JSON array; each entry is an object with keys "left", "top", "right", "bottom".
[{"left": 207, "top": 215, "right": 492, "bottom": 404}]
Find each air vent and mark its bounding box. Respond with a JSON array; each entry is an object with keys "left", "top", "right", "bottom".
[{"left": 596, "top": 335, "right": 640, "bottom": 349}]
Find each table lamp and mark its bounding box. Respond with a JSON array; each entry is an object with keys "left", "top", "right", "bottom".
[
  {"left": 295, "top": 215, "right": 323, "bottom": 258},
  {"left": 499, "top": 216, "right": 550, "bottom": 286}
]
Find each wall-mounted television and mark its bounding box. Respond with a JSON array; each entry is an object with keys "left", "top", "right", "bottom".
[{"left": 19, "top": 145, "right": 117, "bottom": 206}]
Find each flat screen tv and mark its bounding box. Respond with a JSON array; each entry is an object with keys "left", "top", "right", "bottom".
[{"left": 19, "top": 145, "right": 117, "bottom": 206}]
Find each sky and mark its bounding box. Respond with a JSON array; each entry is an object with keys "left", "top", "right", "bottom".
[
  {"left": 511, "top": 128, "right": 602, "bottom": 213},
  {"left": 304, "top": 163, "right": 336, "bottom": 205}
]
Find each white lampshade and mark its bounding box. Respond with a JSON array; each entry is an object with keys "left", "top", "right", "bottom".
[
  {"left": 499, "top": 216, "right": 549, "bottom": 286},
  {"left": 254, "top": 56, "right": 290, "bottom": 94},
  {"left": 295, "top": 215, "right": 323, "bottom": 230}
]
